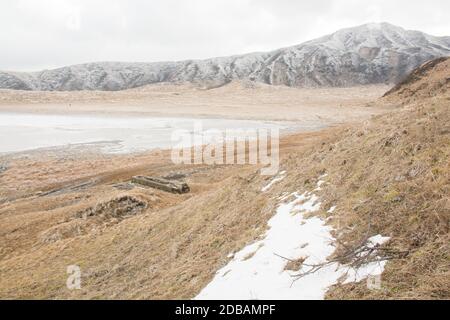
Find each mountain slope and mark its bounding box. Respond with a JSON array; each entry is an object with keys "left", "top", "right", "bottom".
[{"left": 1, "top": 23, "right": 449, "bottom": 91}]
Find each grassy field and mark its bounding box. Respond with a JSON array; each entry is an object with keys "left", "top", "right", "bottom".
[{"left": 0, "top": 59, "right": 448, "bottom": 299}]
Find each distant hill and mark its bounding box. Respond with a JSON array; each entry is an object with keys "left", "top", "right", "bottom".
[{"left": 1, "top": 22, "right": 449, "bottom": 91}]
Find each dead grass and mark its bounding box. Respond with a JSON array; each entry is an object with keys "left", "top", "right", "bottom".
[
  {"left": 0, "top": 145, "right": 281, "bottom": 298},
  {"left": 0, "top": 59, "right": 448, "bottom": 299},
  {"left": 283, "top": 257, "right": 307, "bottom": 272},
  {"left": 302, "top": 59, "right": 450, "bottom": 299},
  {"left": 292, "top": 96, "right": 449, "bottom": 299},
  {"left": 383, "top": 57, "right": 450, "bottom": 103}
]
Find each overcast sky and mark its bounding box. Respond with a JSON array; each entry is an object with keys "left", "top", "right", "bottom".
[{"left": 1, "top": 0, "right": 449, "bottom": 71}]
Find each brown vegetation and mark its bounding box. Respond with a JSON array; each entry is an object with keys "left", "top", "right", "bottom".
[{"left": 0, "top": 59, "right": 448, "bottom": 299}]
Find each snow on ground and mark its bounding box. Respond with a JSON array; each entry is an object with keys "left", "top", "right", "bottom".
[
  {"left": 196, "top": 176, "right": 390, "bottom": 300},
  {"left": 341, "top": 235, "right": 391, "bottom": 284},
  {"left": 261, "top": 171, "right": 287, "bottom": 192}
]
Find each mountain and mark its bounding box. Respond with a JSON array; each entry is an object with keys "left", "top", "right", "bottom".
[{"left": 1, "top": 22, "right": 450, "bottom": 91}]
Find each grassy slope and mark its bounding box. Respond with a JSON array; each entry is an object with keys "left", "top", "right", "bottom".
[
  {"left": 316, "top": 58, "right": 450, "bottom": 299},
  {"left": 0, "top": 59, "right": 448, "bottom": 299},
  {"left": 186, "top": 56, "right": 450, "bottom": 299}
]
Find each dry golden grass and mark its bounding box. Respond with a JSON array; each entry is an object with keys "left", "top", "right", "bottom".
[
  {"left": 305, "top": 58, "right": 449, "bottom": 299},
  {"left": 0, "top": 59, "right": 448, "bottom": 299},
  {"left": 0, "top": 125, "right": 331, "bottom": 299},
  {"left": 309, "top": 96, "right": 449, "bottom": 299}
]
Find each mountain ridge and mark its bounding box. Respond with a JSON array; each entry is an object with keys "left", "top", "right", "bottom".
[{"left": 1, "top": 22, "right": 449, "bottom": 91}]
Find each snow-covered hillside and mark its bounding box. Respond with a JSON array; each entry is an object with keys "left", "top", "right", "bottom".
[{"left": 1, "top": 23, "right": 449, "bottom": 91}]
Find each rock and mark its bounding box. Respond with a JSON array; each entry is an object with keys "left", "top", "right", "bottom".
[
  {"left": 163, "top": 172, "right": 187, "bottom": 180},
  {"left": 132, "top": 176, "right": 190, "bottom": 194},
  {"left": 0, "top": 164, "right": 7, "bottom": 174}
]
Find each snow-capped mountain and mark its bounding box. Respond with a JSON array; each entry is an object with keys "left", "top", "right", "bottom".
[{"left": 1, "top": 23, "right": 449, "bottom": 91}]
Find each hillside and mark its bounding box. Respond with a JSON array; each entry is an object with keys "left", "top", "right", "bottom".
[
  {"left": 1, "top": 23, "right": 449, "bottom": 91},
  {"left": 383, "top": 57, "right": 450, "bottom": 102},
  {"left": 306, "top": 57, "right": 450, "bottom": 299},
  {"left": 0, "top": 59, "right": 448, "bottom": 300}
]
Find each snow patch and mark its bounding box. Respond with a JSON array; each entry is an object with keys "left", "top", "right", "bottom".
[
  {"left": 196, "top": 177, "right": 391, "bottom": 300},
  {"left": 261, "top": 171, "right": 286, "bottom": 192}
]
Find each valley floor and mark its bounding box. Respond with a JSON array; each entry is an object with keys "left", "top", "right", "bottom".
[{"left": 0, "top": 82, "right": 389, "bottom": 122}]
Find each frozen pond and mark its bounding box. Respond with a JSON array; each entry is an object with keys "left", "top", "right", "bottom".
[{"left": 0, "top": 112, "right": 318, "bottom": 155}]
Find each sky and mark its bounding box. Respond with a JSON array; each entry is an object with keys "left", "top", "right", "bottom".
[{"left": 1, "top": 0, "right": 449, "bottom": 71}]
